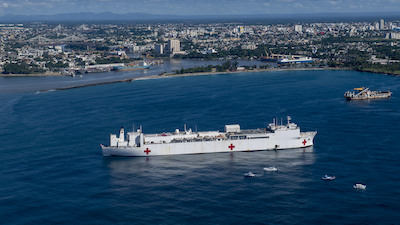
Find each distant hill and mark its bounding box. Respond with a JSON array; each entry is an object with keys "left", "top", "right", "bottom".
[
  {"left": 0, "top": 11, "right": 399, "bottom": 23},
  {"left": 0, "top": 12, "right": 181, "bottom": 22}
]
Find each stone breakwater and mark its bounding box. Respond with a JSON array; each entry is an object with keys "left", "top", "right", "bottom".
[
  {"left": 39, "top": 68, "right": 344, "bottom": 93},
  {"left": 40, "top": 78, "right": 139, "bottom": 93}
]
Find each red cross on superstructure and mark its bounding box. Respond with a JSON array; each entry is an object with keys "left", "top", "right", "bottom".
[
  {"left": 228, "top": 144, "right": 235, "bottom": 150},
  {"left": 302, "top": 139, "right": 307, "bottom": 146},
  {"left": 144, "top": 148, "right": 151, "bottom": 155}
]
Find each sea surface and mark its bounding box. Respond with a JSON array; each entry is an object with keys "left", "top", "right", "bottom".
[{"left": 0, "top": 70, "right": 399, "bottom": 224}]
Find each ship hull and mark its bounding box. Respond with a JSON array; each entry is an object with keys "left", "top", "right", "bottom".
[
  {"left": 345, "top": 93, "right": 392, "bottom": 100},
  {"left": 278, "top": 60, "right": 313, "bottom": 64},
  {"left": 102, "top": 132, "right": 316, "bottom": 157}
]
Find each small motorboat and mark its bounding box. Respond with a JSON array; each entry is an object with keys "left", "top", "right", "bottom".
[
  {"left": 353, "top": 183, "right": 367, "bottom": 190},
  {"left": 244, "top": 171, "right": 255, "bottom": 177},
  {"left": 321, "top": 175, "right": 335, "bottom": 181},
  {"left": 263, "top": 166, "right": 278, "bottom": 172}
]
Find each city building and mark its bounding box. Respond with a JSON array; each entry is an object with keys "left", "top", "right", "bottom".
[
  {"left": 241, "top": 44, "right": 257, "bottom": 50},
  {"left": 155, "top": 44, "right": 164, "bottom": 54},
  {"left": 385, "top": 32, "right": 400, "bottom": 40},
  {"left": 166, "top": 39, "right": 180, "bottom": 54},
  {"left": 294, "top": 25, "right": 303, "bottom": 33},
  {"left": 374, "top": 22, "right": 380, "bottom": 30},
  {"left": 380, "top": 19, "right": 385, "bottom": 30}
]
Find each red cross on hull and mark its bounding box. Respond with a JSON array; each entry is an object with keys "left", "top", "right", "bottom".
[
  {"left": 144, "top": 148, "right": 151, "bottom": 155},
  {"left": 302, "top": 139, "right": 307, "bottom": 146},
  {"left": 228, "top": 144, "right": 235, "bottom": 150}
]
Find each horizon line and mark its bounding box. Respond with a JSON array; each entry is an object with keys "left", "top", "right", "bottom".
[{"left": 2, "top": 11, "right": 400, "bottom": 17}]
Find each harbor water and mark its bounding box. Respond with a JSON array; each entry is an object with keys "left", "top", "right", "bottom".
[{"left": 0, "top": 69, "right": 399, "bottom": 224}]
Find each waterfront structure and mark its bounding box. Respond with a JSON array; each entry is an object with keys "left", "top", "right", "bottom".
[
  {"left": 113, "top": 62, "right": 150, "bottom": 71},
  {"left": 260, "top": 53, "right": 286, "bottom": 62},
  {"left": 101, "top": 117, "right": 317, "bottom": 157},
  {"left": 84, "top": 63, "right": 124, "bottom": 69}
]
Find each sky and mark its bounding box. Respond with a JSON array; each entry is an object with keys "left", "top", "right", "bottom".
[{"left": 0, "top": 0, "right": 400, "bottom": 16}]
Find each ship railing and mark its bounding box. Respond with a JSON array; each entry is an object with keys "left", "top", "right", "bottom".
[
  {"left": 301, "top": 131, "right": 317, "bottom": 136},
  {"left": 168, "top": 136, "right": 227, "bottom": 143}
]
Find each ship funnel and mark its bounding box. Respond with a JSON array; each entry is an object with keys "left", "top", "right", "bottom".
[
  {"left": 287, "top": 116, "right": 291, "bottom": 124},
  {"left": 119, "top": 126, "right": 125, "bottom": 142}
]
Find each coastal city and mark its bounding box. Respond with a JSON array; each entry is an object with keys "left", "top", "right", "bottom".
[{"left": 1, "top": 18, "right": 400, "bottom": 76}]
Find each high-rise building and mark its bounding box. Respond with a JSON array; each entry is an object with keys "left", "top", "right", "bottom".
[
  {"left": 238, "top": 26, "right": 244, "bottom": 34},
  {"left": 155, "top": 44, "right": 164, "bottom": 54},
  {"left": 374, "top": 22, "right": 380, "bottom": 30},
  {"left": 167, "top": 39, "right": 180, "bottom": 54},
  {"left": 380, "top": 19, "right": 385, "bottom": 30},
  {"left": 233, "top": 26, "right": 245, "bottom": 34}
]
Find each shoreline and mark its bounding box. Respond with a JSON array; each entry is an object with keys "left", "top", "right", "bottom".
[
  {"left": 39, "top": 67, "right": 346, "bottom": 93},
  {"left": 40, "top": 78, "right": 137, "bottom": 92},
  {"left": 3, "top": 66, "right": 399, "bottom": 78},
  {"left": 144, "top": 67, "right": 347, "bottom": 80},
  {"left": 1, "top": 72, "right": 62, "bottom": 77}
]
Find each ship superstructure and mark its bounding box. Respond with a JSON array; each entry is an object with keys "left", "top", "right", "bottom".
[
  {"left": 344, "top": 87, "right": 392, "bottom": 100},
  {"left": 101, "top": 117, "right": 317, "bottom": 157},
  {"left": 113, "top": 62, "right": 150, "bottom": 71},
  {"left": 277, "top": 56, "right": 313, "bottom": 64},
  {"left": 261, "top": 52, "right": 313, "bottom": 64}
]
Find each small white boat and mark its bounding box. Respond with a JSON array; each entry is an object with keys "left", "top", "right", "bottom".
[
  {"left": 244, "top": 171, "right": 255, "bottom": 177},
  {"left": 321, "top": 175, "right": 335, "bottom": 181},
  {"left": 263, "top": 167, "right": 278, "bottom": 172},
  {"left": 353, "top": 183, "right": 367, "bottom": 190}
]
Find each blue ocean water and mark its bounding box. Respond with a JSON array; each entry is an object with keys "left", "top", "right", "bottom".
[{"left": 0, "top": 70, "right": 399, "bottom": 224}]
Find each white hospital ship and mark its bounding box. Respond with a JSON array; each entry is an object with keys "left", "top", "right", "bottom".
[{"left": 101, "top": 116, "right": 317, "bottom": 157}]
